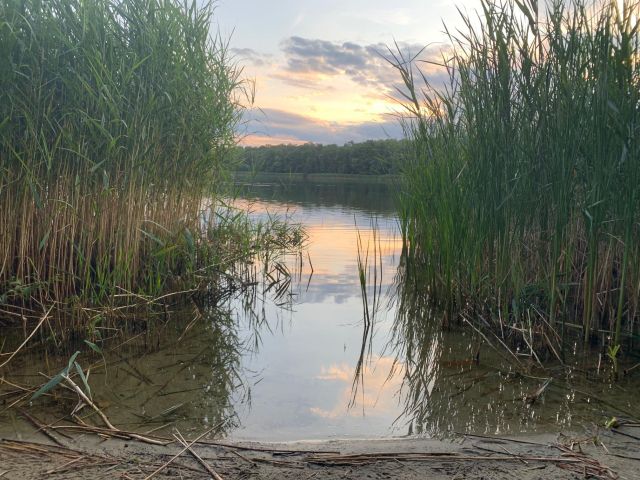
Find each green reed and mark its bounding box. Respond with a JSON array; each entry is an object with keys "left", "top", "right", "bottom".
[
  {"left": 393, "top": 0, "right": 640, "bottom": 355},
  {"left": 351, "top": 218, "right": 384, "bottom": 407},
  {"left": 0, "top": 0, "right": 243, "bottom": 308}
]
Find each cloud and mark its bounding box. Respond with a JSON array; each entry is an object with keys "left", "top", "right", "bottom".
[
  {"left": 282, "top": 37, "right": 369, "bottom": 75},
  {"left": 316, "top": 364, "right": 352, "bottom": 382},
  {"left": 230, "top": 47, "right": 272, "bottom": 67},
  {"left": 268, "top": 72, "right": 336, "bottom": 91},
  {"left": 310, "top": 356, "right": 404, "bottom": 419},
  {"left": 234, "top": 38, "right": 452, "bottom": 145},
  {"left": 279, "top": 37, "right": 449, "bottom": 94},
  {"left": 239, "top": 108, "right": 404, "bottom": 145}
]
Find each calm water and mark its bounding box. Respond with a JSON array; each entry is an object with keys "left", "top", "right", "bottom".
[
  {"left": 2, "top": 177, "right": 639, "bottom": 441},
  {"left": 227, "top": 178, "right": 404, "bottom": 440}
]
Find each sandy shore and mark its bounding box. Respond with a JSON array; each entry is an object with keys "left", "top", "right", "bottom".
[{"left": 1, "top": 427, "right": 639, "bottom": 479}]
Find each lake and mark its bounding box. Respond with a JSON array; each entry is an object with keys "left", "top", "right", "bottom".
[{"left": 2, "top": 176, "right": 639, "bottom": 442}]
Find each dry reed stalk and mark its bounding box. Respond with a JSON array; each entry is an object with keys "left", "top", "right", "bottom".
[
  {"left": 143, "top": 425, "right": 218, "bottom": 480},
  {"left": 174, "top": 430, "right": 224, "bottom": 480}
]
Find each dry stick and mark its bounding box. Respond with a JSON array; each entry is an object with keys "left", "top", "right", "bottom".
[
  {"left": 155, "top": 459, "right": 210, "bottom": 475},
  {"left": 303, "top": 453, "right": 586, "bottom": 466},
  {"left": 143, "top": 425, "right": 217, "bottom": 480},
  {"left": 0, "top": 389, "right": 23, "bottom": 398},
  {"left": 177, "top": 313, "right": 200, "bottom": 342},
  {"left": 195, "top": 439, "right": 340, "bottom": 455},
  {"left": 501, "top": 446, "right": 529, "bottom": 465},
  {"left": 0, "top": 377, "right": 37, "bottom": 393},
  {"left": 462, "top": 317, "right": 524, "bottom": 368},
  {"left": 611, "top": 428, "right": 640, "bottom": 441},
  {"left": 19, "top": 409, "right": 64, "bottom": 447},
  {"left": 0, "top": 307, "right": 34, "bottom": 320},
  {"left": 0, "top": 305, "right": 53, "bottom": 369},
  {"left": 50, "top": 424, "right": 169, "bottom": 443},
  {"left": 146, "top": 288, "right": 199, "bottom": 305},
  {"left": 0, "top": 438, "right": 110, "bottom": 459},
  {"left": 174, "top": 431, "right": 224, "bottom": 480},
  {"left": 144, "top": 422, "right": 175, "bottom": 435},
  {"left": 62, "top": 375, "right": 166, "bottom": 445},
  {"left": 609, "top": 452, "right": 640, "bottom": 462},
  {"left": 240, "top": 456, "right": 304, "bottom": 469},
  {"left": 63, "top": 376, "right": 116, "bottom": 430},
  {"left": 457, "top": 432, "right": 550, "bottom": 446},
  {"left": 229, "top": 449, "right": 257, "bottom": 467},
  {"left": 1, "top": 391, "right": 31, "bottom": 413},
  {"left": 44, "top": 457, "right": 83, "bottom": 475}
]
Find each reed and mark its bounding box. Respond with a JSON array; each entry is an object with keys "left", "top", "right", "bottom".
[
  {"left": 393, "top": 0, "right": 640, "bottom": 354},
  {"left": 0, "top": 0, "right": 243, "bottom": 309}
]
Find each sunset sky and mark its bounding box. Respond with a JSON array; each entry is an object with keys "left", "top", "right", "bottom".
[{"left": 214, "top": 0, "right": 476, "bottom": 146}]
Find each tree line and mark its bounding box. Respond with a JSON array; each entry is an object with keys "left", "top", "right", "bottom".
[{"left": 236, "top": 139, "right": 412, "bottom": 175}]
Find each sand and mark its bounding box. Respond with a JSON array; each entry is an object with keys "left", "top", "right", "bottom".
[{"left": 1, "top": 427, "right": 639, "bottom": 479}]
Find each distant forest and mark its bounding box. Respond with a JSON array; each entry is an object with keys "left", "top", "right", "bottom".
[{"left": 236, "top": 139, "right": 412, "bottom": 175}]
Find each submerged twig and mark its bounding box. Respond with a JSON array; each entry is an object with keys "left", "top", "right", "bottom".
[{"left": 0, "top": 306, "right": 53, "bottom": 370}]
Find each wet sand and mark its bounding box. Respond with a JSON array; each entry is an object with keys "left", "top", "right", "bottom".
[{"left": 2, "top": 427, "right": 639, "bottom": 479}]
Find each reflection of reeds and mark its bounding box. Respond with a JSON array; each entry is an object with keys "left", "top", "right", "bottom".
[
  {"left": 5, "top": 280, "right": 291, "bottom": 436},
  {"left": 389, "top": 246, "right": 640, "bottom": 437},
  {"left": 351, "top": 218, "right": 383, "bottom": 408},
  {"left": 388, "top": 258, "right": 445, "bottom": 433},
  {"left": 391, "top": 0, "right": 640, "bottom": 357},
  {"left": 208, "top": 207, "right": 306, "bottom": 352},
  {"left": 2, "top": 206, "right": 303, "bottom": 434}
]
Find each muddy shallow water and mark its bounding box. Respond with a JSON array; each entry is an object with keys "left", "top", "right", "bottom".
[{"left": 2, "top": 177, "right": 640, "bottom": 442}]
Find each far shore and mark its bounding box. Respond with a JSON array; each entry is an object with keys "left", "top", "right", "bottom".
[{"left": 233, "top": 171, "right": 400, "bottom": 183}]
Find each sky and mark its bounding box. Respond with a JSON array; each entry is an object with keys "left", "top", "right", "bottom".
[{"left": 213, "top": 0, "right": 477, "bottom": 146}]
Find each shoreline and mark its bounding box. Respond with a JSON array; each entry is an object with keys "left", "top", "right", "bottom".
[
  {"left": 2, "top": 427, "right": 637, "bottom": 479},
  {"left": 232, "top": 171, "right": 400, "bottom": 183}
]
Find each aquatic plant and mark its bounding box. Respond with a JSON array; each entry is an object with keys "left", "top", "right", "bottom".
[
  {"left": 392, "top": 0, "right": 640, "bottom": 356},
  {"left": 0, "top": 0, "right": 242, "bottom": 309},
  {"left": 351, "top": 219, "right": 383, "bottom": 406}
]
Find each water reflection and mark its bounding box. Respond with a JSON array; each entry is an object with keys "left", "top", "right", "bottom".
[
  {"left": 388, "top": 256, "right": 640, "bottom": 438},
  {"left": 225, "top": 177, "right": 406, "bottom": 439},
  {"left": 3, "top": 176, "right": 639, "bottom": 442},
  {"left": 0, "top": 299, "right": 247, "bottom": 438},
  {"left": 237, "top": 176, "right": 639, "bottom": 440},
  {"left": 235, "top": 175, "right": 397, "bottom": 214},
  {"left": 312, "top": 356, "right": 402, "bottom": 420}
]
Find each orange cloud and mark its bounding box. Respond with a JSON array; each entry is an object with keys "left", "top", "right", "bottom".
[
  {"left": 316, "top": 364, "right": 352, "bottom": 382},
  {"left": 311, "top": 356, "right": 404, "bottom": 419},
  {"left": 234, "top": 38, "right": 451, "bottom": 145},
  {"left": 239, "top": 134, "right": 307, "bottom": 147}
]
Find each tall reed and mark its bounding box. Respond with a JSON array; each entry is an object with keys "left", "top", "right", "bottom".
[
  {"left": 0, "top": 0, "right": 242, "bottom": 307},
  {"left": 394, "top": 0, "right": 640, "bottom": 353}
]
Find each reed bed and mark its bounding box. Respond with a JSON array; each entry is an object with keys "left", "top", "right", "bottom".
[
  {"left": 394, "top": 0, "right": 640, "bottom": 354},
  {"left": 0, "top": 0, "right": 242, "bottom": 310}
]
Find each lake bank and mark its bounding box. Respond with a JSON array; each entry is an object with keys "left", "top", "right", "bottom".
[
  {"left": 1, "top": 427, "right": 636, "bottom": 479},
  {"left": 233, "top": 171, "right": 400, "bottom": 184}
]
